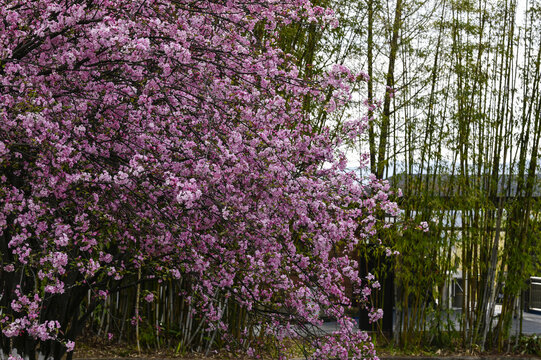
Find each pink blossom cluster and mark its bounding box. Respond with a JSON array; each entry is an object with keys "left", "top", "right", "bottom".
[
  {"left": 368, "top": 308, "right": 384, "bottom": 324},
  {"left": 0, "top": 0, "right": 400, "bottom": 358},
  {"left": 2, "top": 288, "right": 63, "bottom": 342}
]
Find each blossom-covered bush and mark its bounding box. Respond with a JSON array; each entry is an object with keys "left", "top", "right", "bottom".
[{"left": 0, "top": 1, "right": 399, "bottom": 359}]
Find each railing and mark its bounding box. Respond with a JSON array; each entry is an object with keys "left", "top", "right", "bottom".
[{"left": 530, "top": 277, "right": 541, "bottom": 311}]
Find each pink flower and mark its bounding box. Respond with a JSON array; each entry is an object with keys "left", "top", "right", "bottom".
[
  {"left": 368, "top": 308, "right": 384, "bottom": 323},
  {"left": 131, "top": 316, "right": 142, "bottom": 325},
  {"left": 419, "top": 221, "right": 429, "bottom": 232},
  {"left": 366, "top": 272, "right": 375, "bottom": 281},
  {"left": 66, "top": 340, "right": 75, "bottom": 352},
  {"left": 3, "top": 264, "right": 15, "bottom": 272}
]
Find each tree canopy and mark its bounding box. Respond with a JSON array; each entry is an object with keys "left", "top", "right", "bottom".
[{"left": 0, "top": 1, "right": 399, "bottom": 359}]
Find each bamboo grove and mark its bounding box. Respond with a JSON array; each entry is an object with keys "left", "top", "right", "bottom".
[{"left": 318, "top": 0, "right": 541, "bottom": 352}]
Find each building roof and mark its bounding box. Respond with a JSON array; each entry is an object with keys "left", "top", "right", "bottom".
[{"left": 389, "top": 173, "right": 541, "bottom": 203}]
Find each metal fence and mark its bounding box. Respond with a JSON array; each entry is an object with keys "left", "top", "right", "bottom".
[{"left": 530, "top": 277, "right": 541, "bottom": 311}]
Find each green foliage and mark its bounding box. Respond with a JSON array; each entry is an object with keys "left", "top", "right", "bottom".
[{"left": 513, "top": 335, "right": 541, "bottom": 356}]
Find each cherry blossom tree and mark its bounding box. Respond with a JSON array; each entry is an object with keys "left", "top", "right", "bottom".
[{"left": 0, "top": 1, "right": 399, "bottom": 359}]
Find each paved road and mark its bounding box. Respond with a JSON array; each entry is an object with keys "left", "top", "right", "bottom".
[
  {"left": 509, "top": 310, "right": 541, "bottom": 335},
  {"left": 316, "top": 309, "right": 541, "bottom": 335}
]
